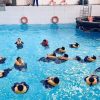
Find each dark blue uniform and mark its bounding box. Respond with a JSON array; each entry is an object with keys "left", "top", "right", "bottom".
[{"left": 33, "top": 0, "right": 38, "bottom": 6}]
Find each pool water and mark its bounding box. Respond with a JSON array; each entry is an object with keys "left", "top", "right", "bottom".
[{"left": 0, "top": 24, "right": 100, "bottom": 100}]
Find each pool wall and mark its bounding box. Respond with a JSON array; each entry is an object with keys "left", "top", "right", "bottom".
[{"left": 0, "top": 5, "right": 100, "bottom": 24}]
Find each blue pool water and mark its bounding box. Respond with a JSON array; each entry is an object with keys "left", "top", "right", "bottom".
[{"left": 0, "top": 24, "right": 100, "bottom": 100}]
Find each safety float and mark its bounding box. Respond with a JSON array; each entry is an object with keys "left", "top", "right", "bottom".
[
  {"left": 20, "top": 16, "right": 28, "bottom": 24},
  {"left": 51, "top": 16, "right": 59, "bottom": 24}
]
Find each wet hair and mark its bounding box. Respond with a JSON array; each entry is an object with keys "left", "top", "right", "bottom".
[
  {"left": 89, "top": 77, "right": 94, "bottom": 83},
  {"left": 75, "top": 43, "right": 79, "bottom": 46},
  {"left": 92, "top": 55, "right": 96, "bottom": 60},
  {"left": 16, "top": 57, "right": 21, "bottom": 61},
  {"left": 54, "top": 77, "right": 59, "bottom": 84},
  {"left": 18, "top": 85, "right": 23, "bottom": 91},
  {"left": 18, "top": 38, "right": 21, "bottom": 40},
  {"left": 61, "top": 47, "right": 65, "bottom": 50},
  {"left": 53, "top": 53, "right": 56, "bottom": 56},
  {"left": 43, "top": 39, "right": 47, "bottom": 42},
  {"left": 64, "top": 54, "right": 68, "bottom": 57},
  {"left": 76, "top": 56, "right": 81, "bottom": 61}
]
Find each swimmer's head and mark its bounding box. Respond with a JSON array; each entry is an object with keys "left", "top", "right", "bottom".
[
  {"left": 53, "top": 77, "right": 59, "bottom": 84},
  {"left": 61, "top": 47, "right": 65, "bottom": 50},
  {"left": 18, "top": 85, "right": 23, "bottom": 91},
  {"left": 89, "top": 77, "right": 94, "bottom": 83},
  {"left": 64, "top": 54, "right": 68, "bottom": 57},
  {"left": 16, "top": 57, "right": 21, "bottom": 61},
  {"left": 76, "top": 56, "right": 81, "bottom": 61},
  {"left": 43, "top": 39, "right": 47, "bottom": 42},
  {"left": 18, "top": 38, "right": 21, "bottom": 41},
  {"left": 75, "top": 42, "right": 79, "bottom": 46},
  {"left": 92, "top": 55, "right": 96, "bottom": 60}
]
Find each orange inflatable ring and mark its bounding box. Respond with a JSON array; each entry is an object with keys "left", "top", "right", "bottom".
[
  {"left": 51, "top": 16, "right": 59, "bottom": 24},
  {"left": 21, "top": 17, "right": 28, "bottom": 24}
]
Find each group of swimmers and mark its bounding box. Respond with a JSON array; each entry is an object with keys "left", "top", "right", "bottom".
[
  {"left": 40, "top": 39, "right": 100, "bottom": 86},
  {"left": 0, "top": 38, "right": 99, "bottom": 94},
  {"left": 39, "top": 41, "right": 97, "bottom": 64}
]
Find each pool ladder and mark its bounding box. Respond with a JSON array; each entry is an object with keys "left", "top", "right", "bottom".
[{"left": 80, "top": 5, "right": 92, "bottom": 17}]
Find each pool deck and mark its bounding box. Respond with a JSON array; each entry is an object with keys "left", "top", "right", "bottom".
[{"left": 0, "top": 5, "right": 100, "bottom": 24}]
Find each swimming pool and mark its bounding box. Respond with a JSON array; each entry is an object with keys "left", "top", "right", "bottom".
[{"left": 0, "top": 24, "right": 100, "bottom": 100}]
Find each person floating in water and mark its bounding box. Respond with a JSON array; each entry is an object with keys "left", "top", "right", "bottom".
[
  {"left": 84, "top": 55, "right": 96, "bottom": 62},
  {"left": 84, "top": 75, "right": 99, "bottom": 86},
  {"left": 41, "top": 39, "right": 49, "bottom": 48},
  {"left": 57, "top": 54, "right": 69, "bottom": 61},
  {"left": 15, "top": 38, "right": 24, "bottom": 49},
  {"left": 74, "top": 55, "right": 96, "bottom": 63},
  {"left": 33, "top": 0, "right": 38, "bottom": 6},
  {"left": 41, "top": 77, "right": 60, "bottom": 89},
  {"left": 55, "top": 54, "right": 69, "bottom": 64},
  {"left": 12, "top": 82, "right": 29, "bottom": 94},
  {"left": 54, "top": 47, "right": 66, "bottom": 54},
  {"left": 46, "top": 52, "right": 57, "bottom": 60},
  {"left": 38, "top": 52, "right": 57, "bottom": 63},
  {"left": 0, "top": 56, "right": 6, "bottom": 64},
  {"left": 0, "top": 68, "right": 12, "bottom": 78},
  {"left": 14, "top": 57, "right": 27, "bottom": 71},
  {"left": 39, "top": 53, "right": 69, "bottom": 64},
  {"left": 69, "top": 42, "right": 79, "bottom": 48}
]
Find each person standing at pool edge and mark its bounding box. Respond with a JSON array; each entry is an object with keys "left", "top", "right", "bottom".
[{"left": 33, "top": 0, "right": 38, "bottom": 6}]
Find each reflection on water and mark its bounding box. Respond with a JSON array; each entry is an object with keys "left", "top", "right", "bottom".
[{"left": 20, "top": 24, "right": 28, "bottom": 31}]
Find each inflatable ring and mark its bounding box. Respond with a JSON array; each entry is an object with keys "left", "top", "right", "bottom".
[
  {"left": 21, "top": 17, "right": 28, "bottom": 24},
  {"left": 51, "top": 16, "right": 59, "bottom": 24}
]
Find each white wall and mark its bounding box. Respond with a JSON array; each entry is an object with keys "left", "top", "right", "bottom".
[
  {"left": 0, "top": 5, "right": 100, "bottom": 24},
  {"left": 16, "top": 0, "right": 100, "bottom": 5},
  {"left": 89, "top": 0, "right": 100, "bottom": 4}
]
